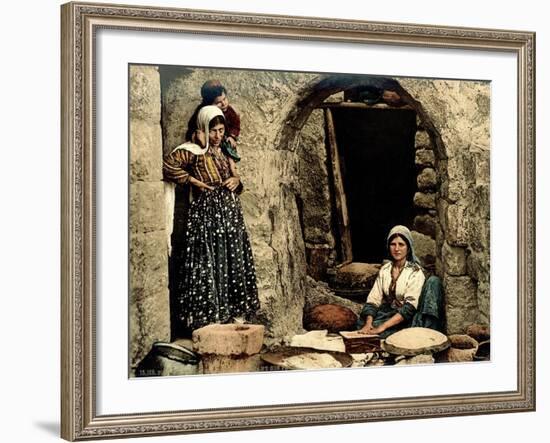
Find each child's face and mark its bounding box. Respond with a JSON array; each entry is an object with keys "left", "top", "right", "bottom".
[
  {"left": 208, "top": 123, "right": 225, "bottom": 147},
  {"left": 212, "top": 93, "right": 229, "bottom": 112}
]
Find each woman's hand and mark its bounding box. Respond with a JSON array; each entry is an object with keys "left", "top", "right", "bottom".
[
  {"left": 227, "top": 136, "right": 237, "bottom": 148},
  {"left": 222, "top": 176, "right": 241, "bottom": 192},
  {"left": 197, "top": 182, "right": 215, "bottom": 192},
  {"left": 189, "top": 177, "right": 215, "bottom": 192},
  {"left": 200, "top": 183, "right": 216, "bottom": 192},
  {"left": 369, "top": 325, "right": 385, "bottom": 335},
  {"left": 358, "top": 325, "right": 384, "bottom": 335}
]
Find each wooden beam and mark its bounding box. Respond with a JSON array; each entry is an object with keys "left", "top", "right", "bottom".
[
  {"left": 324, "top": 108, "right": 353, "bottom": 264},
  {"left": 318, "top": 101, "right": 414, "bottom": 110}
]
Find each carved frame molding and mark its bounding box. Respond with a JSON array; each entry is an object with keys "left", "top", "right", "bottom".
[{"left": 61, "top": 2, "right": 535, "bottom": 440}]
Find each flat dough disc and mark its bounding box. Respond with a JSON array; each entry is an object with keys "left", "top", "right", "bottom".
[{"left": 382, "top": 327, "right": 450, "bottom": 356}]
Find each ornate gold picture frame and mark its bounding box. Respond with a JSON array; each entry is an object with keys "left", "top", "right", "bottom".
[{"left": 61, "top": 1, "right": 535, "bottom": 440}]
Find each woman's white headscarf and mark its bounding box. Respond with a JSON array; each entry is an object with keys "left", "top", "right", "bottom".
[
  {"left": 387, "top": 225, "right": 422, "bottom": 266},
  {"left": 172, "top": 105, "right": 224, "bottom": 155}
]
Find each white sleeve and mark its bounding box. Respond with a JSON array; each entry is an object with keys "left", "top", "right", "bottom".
[
  {"left": 403, "top": 269, "right": 426, "bottom": 309},
  {"left": 366, "top": 271, "right": 384, "bottom": 307}
]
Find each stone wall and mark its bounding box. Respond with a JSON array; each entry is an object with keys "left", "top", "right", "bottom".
[
  {"left": 129, "top": 66, "right": 170, "bottom": 370},
  {"left": 399, "top": 79, "right": 491, "bottom": 332}
]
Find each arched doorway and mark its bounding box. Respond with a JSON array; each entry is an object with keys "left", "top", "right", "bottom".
[
  {"left": 277, "top": 74, "right": 445, "bottom": 299},
  {"left": 326, "top": 100, "right": 418, "bottom": 263}
]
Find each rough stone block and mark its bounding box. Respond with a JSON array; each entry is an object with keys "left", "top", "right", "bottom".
[
  {"left": 468, "top": 184, "right": 490, "bottom": 251},
  {"left": 442, "top": 241, "right": 467, "bottom": 276},
  {"left": 413, "top": 192, "right": 436, "bottom": 209},
  {"left": 415, "top": 130, "right": 431, "bottom": 149},
  {"left": 130, "top": 120, "right": 163, "bottom": 182},
  {"left": 446, "top": 203, "right": 469, "bottom": 247},
  {"left": 130, "top": 65, "right": 161, "bottom": 122},
  {"left": 472, "top": 151, "right": 490, "bottom": 186},
  {"left": 446, "top": 306, "right": 480, "bottom": 336},
  {"left": 201, "top": 354, "right": 262, "bottom": 374},
  {"left": 478, "top": 310, "right": 490, "bottom": 328},
  {"left": 415, "top": 149, "right": 435, "bottom": 167},
  {"left": 411, "top": 231, "right": 436, "bottom": 267},
  {"left": 447, "top": 153, "right": 475, "bottom": 202},
  {"left": 413, "top": 214, "right": 436, "bottom": 237},
  {"left": 444, "top": 275, "right": 478, "bottom": 334},
  {"left": 130, "top": 181, "right": 165, "bottom": 234},
  {"left": 417, "top": 168, "right": 437, "bottom": 190},
  {"left": 130, "top": 286, "right": 170, "bottom": 368},
  {"left": 305, "top": 245, "right": 332, "bottom": 281},
  {"left": 192, "top": 324, "right": 265, "bottom": 356},
  {"left": 304, "top": 226, "right": 334, "bottom": 245},
  {"left": 467, "top": 252, "right": 490, "bottom": 281},
  {"left": 130, "top": 230, "right": 169, "bottom": 300},
  {"left": 476, "top": 281, "right": 490, "bottom": 324},
  {"left": 444, "top": 275, "right": 477, "bottom": 307}
]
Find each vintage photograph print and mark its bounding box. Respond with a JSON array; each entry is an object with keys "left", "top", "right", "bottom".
[{"left": 129, "top": 64, "right": 490, "bottom": 377}]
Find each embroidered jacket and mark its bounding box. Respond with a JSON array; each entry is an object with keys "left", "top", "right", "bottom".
[{"left": 163, "top": 145, "right": 232, "bottom": 186}]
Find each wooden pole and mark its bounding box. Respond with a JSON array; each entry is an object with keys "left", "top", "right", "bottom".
[{"left": 324, "top": 108, "right": 353, "bottom": 264}]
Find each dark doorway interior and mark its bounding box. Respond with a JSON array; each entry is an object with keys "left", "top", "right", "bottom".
[{"left": 331, "top": 107, "right": 417, "bottom": 263}]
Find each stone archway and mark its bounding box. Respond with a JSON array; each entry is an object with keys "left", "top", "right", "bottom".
[
  {"left": 279, "top": 74, "right": 490, "bottom": 335},
  {"left": 277, "top": 75, "right": 446, "bottom": 284}
]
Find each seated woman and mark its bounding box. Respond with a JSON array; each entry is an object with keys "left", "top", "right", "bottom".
[{"left": 357, "top": 225, "right": 445, "bottom": 338}]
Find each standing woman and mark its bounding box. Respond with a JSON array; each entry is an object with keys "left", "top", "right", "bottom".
[
  {"left": 357, "top": 225, "right": 444, "bottom": 338},
  {"left": 163, "top": 105, "right": 260, "bottom": 332}
]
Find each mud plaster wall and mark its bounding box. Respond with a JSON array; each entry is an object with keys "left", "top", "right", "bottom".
[
  {"left": 128, "top": 66, "right": 490, "bottom": 365},
  {"left": 295, "top": 108, "right": 336, "bottom": 280}
]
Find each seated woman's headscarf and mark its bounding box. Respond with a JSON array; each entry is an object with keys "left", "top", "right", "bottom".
[
  {"left": 387, "top": 225, "right": 422, "bottom": 266},
  {"left": 173, "top": 105, "right": 225, "bottom": 155}
]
